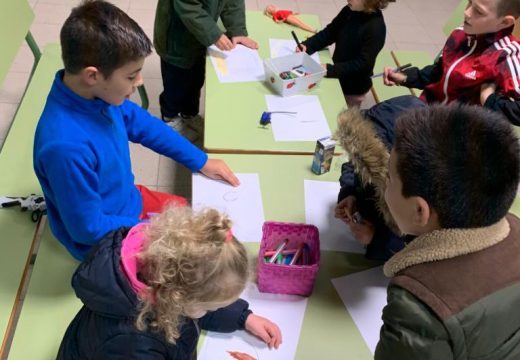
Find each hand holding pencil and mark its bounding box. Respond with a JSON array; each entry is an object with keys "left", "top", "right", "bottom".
[{"left": 381, "top": 63, "right": 412, "bottom": 86}]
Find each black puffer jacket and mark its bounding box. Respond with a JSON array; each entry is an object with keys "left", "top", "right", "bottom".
[
  {"left": 302, "top": 6, "right": 386, "bottom": 95},
  {"left": 57, "top": 228, "right": 251, "bottom": 359},
  {"left": 336, "top": 95, "right": 424, "bottom": 260}
]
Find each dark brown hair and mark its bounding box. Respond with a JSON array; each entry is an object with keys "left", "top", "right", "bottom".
[
  {"left": 364, "top": 0, "right": 396, "bottom": 13},
  {"left": 60, "top": 0, "right": 152, "bottom": 77},
  {"left": 394, "top": 104, "right": 519, "bottom": 228},
  {"left": 497, "top": 0, "right": 520, "bottom": 18}
]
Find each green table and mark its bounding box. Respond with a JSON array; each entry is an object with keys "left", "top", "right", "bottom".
[
  {"left": 204, "top": 11, "right": 346, "bottom": 155},
  {"left": 0, "top": 0, "right": 34, "bottom": 86},
  {"left": 195, "top": 154, "right": 380, "bottom": 359}
]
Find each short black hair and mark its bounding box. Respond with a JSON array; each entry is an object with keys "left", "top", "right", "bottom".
[
  {"left": 60, "top": 0, "right": 152, "bottom": 77},
  {"left": 394, "top": 104, "right": 519, "bottom": 228},
  {"left": 497, "top": 0, "right": 520, "bottom": 18}
]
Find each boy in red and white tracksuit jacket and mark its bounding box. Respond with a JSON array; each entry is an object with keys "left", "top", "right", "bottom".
[{"left": 401, "top": 27, "right": 520, "bottom": 106}]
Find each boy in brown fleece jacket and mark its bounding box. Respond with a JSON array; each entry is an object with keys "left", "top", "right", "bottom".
[{"left": 375, "top": 104, "right": 520, "bottom": 359}]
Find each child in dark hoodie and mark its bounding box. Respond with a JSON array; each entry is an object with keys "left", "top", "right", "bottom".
[{"left": 57, "top": 206, "right": 282, "bottom": 359}]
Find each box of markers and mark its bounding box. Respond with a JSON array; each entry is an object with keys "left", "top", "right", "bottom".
[
  {"left": 257, "top": 221, "right": 320, "bottom": 297},
  {"left": 264, "top": 52, "right": 325, "bottom": 97}
]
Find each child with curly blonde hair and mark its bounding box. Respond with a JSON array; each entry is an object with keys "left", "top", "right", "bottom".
[{"left": 57, "top": 206, "right": 282, "bottom": 359}]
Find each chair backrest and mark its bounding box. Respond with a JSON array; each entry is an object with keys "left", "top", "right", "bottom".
[{"left": 0, "top": 0, "right": 34, "bottom": 86}]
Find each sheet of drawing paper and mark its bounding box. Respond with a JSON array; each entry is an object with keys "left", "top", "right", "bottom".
[
  {"left": 304, "top": 180, "right": 364, "bottom": 253},
  {"left": 198, "top": 283, "right": 308, "bottom": 360},
  {"left": 265, "top": 95, "right": 331, "bottom": 141},
  {"left": 331, "top": 266, "right": 389, "bottom": 354},
  {"left": 269, "top": 38, "right": 320, "bottom": 63},
  {"left": 208, "top": 45, "right": 265, "bottom": 83},
  {"left": 192, "top": 173, "right": 265, "bottom": 242}
]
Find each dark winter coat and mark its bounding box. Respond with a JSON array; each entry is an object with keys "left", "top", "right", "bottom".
[
  {"left": 335, "top": 95, "right": 425, "bottom": 260},
  {"left": 302, "top": 6, "right": 386, "bottom": 95},
  {"left": 57, "top": 228, "right": 251, "bottom": 359}
]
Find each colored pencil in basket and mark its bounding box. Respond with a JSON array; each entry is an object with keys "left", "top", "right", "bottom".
[
  {"left": 289, "top": 243, "right": 305, "bottom": 265},
  {"left": 263, "top": 249, "right": 297, "bottom": 257},
  {"left": 284, "top": 254, "right": 294, "bottom": 265},
  {"left": 269, "top": 239, "right": 288, "bottom": 264},
  {"left": 302, "top": 243, "right": 311, "bottom": 265}
]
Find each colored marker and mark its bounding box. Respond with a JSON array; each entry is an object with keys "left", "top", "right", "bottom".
[
  {"left": 289, "top": 243, "right": 305, "bottom": 265},
  {"left": 263, "top": 249, "right": 298, "bottom": 257},
  {"left": 284, "top": 254, "right": 294, "bottom": 265},
  {"left": 302, "top": 243, "right": 311, "bottom": 265},
  {"left": 269, "top": 239, "right": 288, "bottom": 264},
  {"left": 291, "top": 30, "right": 303, "bottom": 52}
]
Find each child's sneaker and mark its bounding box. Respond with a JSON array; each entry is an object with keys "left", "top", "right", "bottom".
[
  {"left": 163, "top": 115, "right": 199, "bottom": 142},
  {"left": 180, "top": 114, "right": 204, "bottom": 137}
]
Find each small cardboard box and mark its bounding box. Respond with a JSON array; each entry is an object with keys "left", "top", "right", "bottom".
[
  {"left": 264, "top": 52, "right": 326, "bottom": 97},
  {"left": 311, "top": 136, "right": 336, "bottom": 175}
]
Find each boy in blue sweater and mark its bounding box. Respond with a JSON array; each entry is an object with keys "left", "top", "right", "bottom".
[{"left": 33, "top": 0, "right": 239, "bottom": 261}]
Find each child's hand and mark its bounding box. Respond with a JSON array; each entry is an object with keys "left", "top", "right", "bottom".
[
  {"left": 215, "top": 34, "right": 235, "bottom": 51},
  {"left": 349, "top": 219, "right": 375, "bottom": 246},
  {"left": 335, "top": 196, "right": 356, "bottom": 223},
  {"left": 295, "top": 44, "right": 307, "bottom": 53},
  {"left": 200, "top": 159, "right": 240, "bottom": 186},
  {"left": 245, "top": 314, "right": 282, "bottom": 349},
  {"left": 383, "top": 67, "right": 407, "bottom": 86},
  {"left": 480, "top": 82, "right": 496, "bottom": 105},
  {"left": 232, "top": 36, "right": 258, "bottom": 49}
]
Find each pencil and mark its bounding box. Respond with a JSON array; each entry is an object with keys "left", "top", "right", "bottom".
[{"left": 371, "top": 63, "right": 412, "bottom": 78}]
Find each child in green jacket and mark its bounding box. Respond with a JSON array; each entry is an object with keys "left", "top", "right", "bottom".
[
  {"left": 154, "top": 0, "right": 257, "bottom": 141},
  {"left": 376, "top": 104, "right": 520, "bottom": 359}
]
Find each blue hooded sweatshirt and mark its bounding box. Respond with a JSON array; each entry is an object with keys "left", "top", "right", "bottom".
[{"left": 33, "top": 71, "right": 208, "bottom": 260}]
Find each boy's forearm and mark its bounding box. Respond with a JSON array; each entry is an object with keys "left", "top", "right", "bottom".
[
  {"left": 402, "top": 60, "right": 442, "bottom": 89},
  {"left": 484, "top": 94, "right": 520, "bottom": 126}
]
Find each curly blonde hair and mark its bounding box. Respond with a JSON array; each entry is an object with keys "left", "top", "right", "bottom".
[
  {"left": 364, "top": 0, "right": 395, "bottom": 13},
  {"left": 134, "top": 206, "right": 249, "bottom": 344}
]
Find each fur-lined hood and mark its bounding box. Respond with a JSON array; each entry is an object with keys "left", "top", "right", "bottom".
[{"left": 334, "top": 108, "right": 398, "bottom": 233}]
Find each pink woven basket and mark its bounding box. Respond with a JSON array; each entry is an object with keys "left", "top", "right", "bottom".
[{"left": 257, "top": 221, "right": 320, "bottom": 297}]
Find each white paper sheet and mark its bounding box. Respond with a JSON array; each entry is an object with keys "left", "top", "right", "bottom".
[
  {"left": 331, "top": 267, "right": 389, "bottom": 354},
  {"left": 198, "top": 283, "right": 308, "bottom": 360},
  {"left": 208, "top": 45, "right": 265, "bottom": 83},
  {"left": 265, "top": 95, "right": 331, "bottom": 141},
  {"left": 304, "top": 180, "right": 365, "bottom": 253},
  {"left": 269, "top": 38, "right": 321, "bottom": 64},
  {"left": 192, "top": 173, "right": 265, "bottom": 242}
]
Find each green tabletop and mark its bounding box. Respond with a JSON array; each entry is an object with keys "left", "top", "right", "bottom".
[
  {"left": 0, "top": 0, "right": 34, "bottom": 86},
  {"left": 196, "top": 154, "right": 380, "bottom": 359},
  {"left": 204, "top": 11, "right": 346, "bottom": 155}
]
